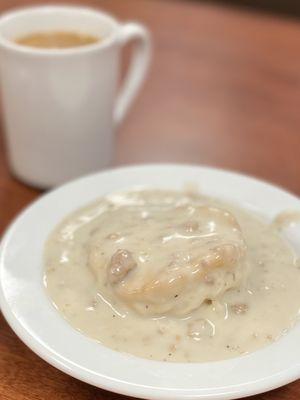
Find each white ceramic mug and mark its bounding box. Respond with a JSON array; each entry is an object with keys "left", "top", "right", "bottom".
[{"left": 0, "top": 6, "right": 151, "bottom": 188}]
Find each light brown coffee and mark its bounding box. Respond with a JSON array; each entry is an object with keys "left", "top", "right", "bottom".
[{"left": 15, "top": 31, "right": 101, "bottom": 49}]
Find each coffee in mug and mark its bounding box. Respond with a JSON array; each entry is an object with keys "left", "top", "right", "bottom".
[{"left": 15, "top": 31, "right": 101, "bottom": 48}]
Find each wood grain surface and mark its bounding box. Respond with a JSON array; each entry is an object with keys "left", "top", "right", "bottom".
[{"left": 0, "top": 0, "right": 300, "bottom": 399}]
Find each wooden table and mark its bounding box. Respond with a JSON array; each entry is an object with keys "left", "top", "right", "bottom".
[{"left": 1, "top": 0, "right": 300, "bottom": 399}]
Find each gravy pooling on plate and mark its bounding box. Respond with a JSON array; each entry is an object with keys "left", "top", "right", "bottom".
[{"left": 44, "top": 189, "right": 300, "bottom": 362}]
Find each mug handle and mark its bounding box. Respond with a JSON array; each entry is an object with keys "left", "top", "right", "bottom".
[{"left": 114, "top": 23, "right": 151, "bottom": 126}]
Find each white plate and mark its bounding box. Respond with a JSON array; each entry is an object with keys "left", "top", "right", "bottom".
[{"left": 0, "top": 164, "right": 300, "bottom": 400}]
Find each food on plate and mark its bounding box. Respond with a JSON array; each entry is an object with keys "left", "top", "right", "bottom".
[
  {"left": 90, "top": 202, "right": 248, "bottom": 317},
  {"left": 44, "top": 189, "right": 300, "bottom": 362}
]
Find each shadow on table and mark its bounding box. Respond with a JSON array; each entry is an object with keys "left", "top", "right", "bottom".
[{"left": 190, "top": 0, "right": 300, "bottom": 18}]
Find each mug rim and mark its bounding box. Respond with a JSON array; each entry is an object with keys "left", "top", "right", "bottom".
[{"left": 0, "top": 5, "right": 121, "bottom": 56}]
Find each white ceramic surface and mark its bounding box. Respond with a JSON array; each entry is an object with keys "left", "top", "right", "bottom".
[
  {"left": 0, "top": 6, "right": 150, "bottom": 187},
  {"left": 0, "top": 164, "right": 300, "bottom": 400}
]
